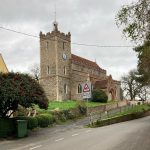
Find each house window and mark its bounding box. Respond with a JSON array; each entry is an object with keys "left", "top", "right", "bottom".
[
  {"left": 47, "top": 66, "right": 50, "bottom": 74},
  {"left": 78, "top": 84, "right": 82, "bottom": 93},
  {"left": 64, "top": 84, "right": 67, "bottom": 94},
  {"left": 64, "top": 66, "right": 66, "bottom": 75}
]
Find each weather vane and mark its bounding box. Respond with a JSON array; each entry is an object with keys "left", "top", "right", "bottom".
[{"left": 54, "top": 4, "right": 56, "bottom": 22}]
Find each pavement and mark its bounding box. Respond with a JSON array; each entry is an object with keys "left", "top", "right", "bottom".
[{"left": 0, "top": 115, "right": 150, "bottom": 150}]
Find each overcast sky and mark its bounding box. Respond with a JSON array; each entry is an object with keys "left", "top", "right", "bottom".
[{"left": 0, "top": 0, "right": 137, "bottom": 80}]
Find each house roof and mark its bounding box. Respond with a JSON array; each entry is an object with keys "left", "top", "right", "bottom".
[{"left": 71, "top": 54, "right": 106, "bottom": 72}]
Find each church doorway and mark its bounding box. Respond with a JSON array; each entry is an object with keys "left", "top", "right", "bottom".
[{"left": 108, "top": 89, "right": 116, "bottom": 100}]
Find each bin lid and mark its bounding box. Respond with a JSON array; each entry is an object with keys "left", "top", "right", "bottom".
[{"left": 17, "top": 120, "right": 27, "bottom": 122}]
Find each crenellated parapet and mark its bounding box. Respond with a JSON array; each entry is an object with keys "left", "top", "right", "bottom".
[{"left": 39, "top": 29, "right": 71, "bottom": 42}]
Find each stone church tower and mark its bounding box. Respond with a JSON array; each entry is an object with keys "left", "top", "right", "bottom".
[{"left": 39, "top": 21, "right": 71, "bottom": 101}]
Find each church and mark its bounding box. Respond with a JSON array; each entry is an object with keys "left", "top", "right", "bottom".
[{"left": 39, "top": 21, "right": 121, "bottom": 101}]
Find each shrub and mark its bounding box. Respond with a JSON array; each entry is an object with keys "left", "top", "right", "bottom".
[
  {"left": 92, "top": 89, "right": 108, "bottom": 103},
  {"left": 76, "top": 101, "right": 87, "bottom": 115},
  {"left": 36, "top": 114, "right": 54, "bottom": 128},
  {"left": 0, "top": 72, "right": 48, "bottom": 118},
  {"left": 26, "top": 117, "right": 38, "bottom": 130}
]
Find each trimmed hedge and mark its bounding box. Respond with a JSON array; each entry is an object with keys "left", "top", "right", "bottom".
[
  {"left": 16, "top": 114, "right": 55, "bottom": 129},
  {"left": 36, "top": 114, "right": 54, "bottom": 128}
]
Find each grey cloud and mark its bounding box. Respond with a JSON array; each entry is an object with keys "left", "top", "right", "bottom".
[{"left": 0, "top": 0, "right": 137, "bottom": 80}]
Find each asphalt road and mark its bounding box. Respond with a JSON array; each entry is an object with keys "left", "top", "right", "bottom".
[{"left": 0, "top": 116, "right": 150, "bottom": 150}]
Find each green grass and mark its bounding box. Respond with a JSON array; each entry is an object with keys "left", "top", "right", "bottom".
[
  {"left": 34, "top": 100, "right": 116, "bottom": 113},
  {"left": 87, "top": 100, "right": 116, "bottom": 107},
  {"left": 48, "top": 100, "right": 116, "bottom": 110},
  {"left": 48, "top": 100, "right": 77, "bottom": 110}
]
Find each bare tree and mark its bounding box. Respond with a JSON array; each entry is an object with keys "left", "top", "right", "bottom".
[
  {"left": 121, "top": 69, "right": 141, "bottom": 100},
  {"left": 29, "top": 63, "right": 40, "bottom": 81},
  {"left": 138, "top": 86, "right": 150, "bottom": 101}
]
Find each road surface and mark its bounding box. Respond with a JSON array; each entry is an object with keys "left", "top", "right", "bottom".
[{"left": 0, "top": 116, "right": 150, "bottom": 150}]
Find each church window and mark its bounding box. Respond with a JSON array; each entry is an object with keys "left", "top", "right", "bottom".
[
  {"left": 63, "top": 42, "right": 65, "bottom": 50},
  {"left": 64, "top": 84, "right": 67, "bottom": 94},
  {"left": 47, "top": 66, "right": 50, "bottom": 74},
  {"left": 91, "top": 84, "right": 93, "bottom": 91},
  {"left": 64, "top": 66, "right": 66, "bottom": 75},
  {"left": 46, "top": 41, "right": 49, "bottom": 50},
  {"left": 78, "top": 84, "right": 82, "bottom": 93}
]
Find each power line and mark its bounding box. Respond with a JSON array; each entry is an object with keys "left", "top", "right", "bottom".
[
  {"left": 71, "top": 42, "right": 133, "bottom": 48},
  {"left": 0, "top": 26, "right": 39, "bottom": 38},
  {"left": 0, "top": 26, "right": 134, "bottom": 48}
]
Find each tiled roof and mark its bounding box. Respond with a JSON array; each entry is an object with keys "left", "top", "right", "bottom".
[
  {"left": 95, "top": 79, "right": 108, "bottom": 89},
  {"left": 71, "top": 54, "right": 105, "bottom": 72}
]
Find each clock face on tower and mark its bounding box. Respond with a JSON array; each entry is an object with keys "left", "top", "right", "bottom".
[{"left": 63, "top": 53, "right": 67, "bottom": 60}]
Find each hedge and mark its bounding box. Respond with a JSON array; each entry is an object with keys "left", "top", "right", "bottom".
[
  {"left": 0, "top": 118, "right": 16, "bottom": 138},
  {"left": 36, "top": 114, "right": 55, "bottom": 128},
  {"left": 92, "top": 89, "right": 108, "bottom": 103}
]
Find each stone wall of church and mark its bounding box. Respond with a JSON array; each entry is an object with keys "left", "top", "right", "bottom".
[
  {"left": 39, "top": 76, "right": 57, "bottom": 101},
  {"left": 57, "top": 76, "right": 71, "bottom": 101},
  {"left": 71, "top": 63, "right": 107, "bottom": 100},
  {"left": 114, "top": 81, "right": 121, "bottom": 100},
  {"left": 71, "top": 71, "right": 88, "bottom": 100},
  {"left": 40, "top": 36, "right": 57, "bottom": 78}
]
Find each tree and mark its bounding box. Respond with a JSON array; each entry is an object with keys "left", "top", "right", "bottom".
[
  {"left": 116, "top": 0, "right": 150, "bottom": 43},
  {"left": 138, "top": 86, "right": 150, "bottom": 101},
  {"left": 0, "top": 72, "right": 48, "bottom": 118},
  {"left": 121, "top": 69, "right": 141, "bottom": 100},
  {"left": 29, "top": 64, "right": 40, "bottom": 81},
  {"left": 116, "top": 0, "right": 150, "bottom": 85},
  {"left": 134, "top": 41, "right": 150, "bottom": 85}
]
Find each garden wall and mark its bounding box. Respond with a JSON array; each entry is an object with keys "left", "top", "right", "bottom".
[{"left": 88, "top": 100, "right": 128, "bottom": 114}]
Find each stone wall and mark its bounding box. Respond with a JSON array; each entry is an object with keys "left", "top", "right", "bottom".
[
  {"left": 88, "top": 101, "right": 128, "bottom": 114},
  {"left": 39, "top": 76, "right": 57, "bottom": 100}
]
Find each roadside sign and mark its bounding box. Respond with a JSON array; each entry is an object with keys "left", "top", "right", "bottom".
[{"left": 82, "top": 82, "right": 91, "bottom": 99}]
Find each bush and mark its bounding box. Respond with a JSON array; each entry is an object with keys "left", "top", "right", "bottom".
[
  {"left": 16, "top": 116, "right": 38, "bottom": 130},
  {"left": 51, "top": 110, "right": 75, "bottom": 122},
  {"left": 92, "top": 89, "right": 108, "bottom": 103},
  {"left": 36, "top": 114, "right": 54, "bottom": 128},
  {"left": 26, "top": 117, "right": 38, "bottom": 130},
  {"left": 0, "top": 72, "right": 48, "bottom": 118},
  {"left": 76, "top": 101, "right": 87, "bottom": 115}
]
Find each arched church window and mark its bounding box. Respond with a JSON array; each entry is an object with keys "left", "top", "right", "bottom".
[
  {"left": 63, "top": 42, "right": 65, "bottom": 50},
  {"left": 64, "top": 84, "right": 67, "bottom": 94},
  {"left": 47, "top": 66, "right": 50, "bottom": 74},
  {"left": 78, "top": 84, "right": 82, "bottom": 93},
  {"left": 64, "top": 66, "right": 66, "bottom": 75},
  {"left": 46, "top": 41, "right": 49, "bottom": 50}
]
